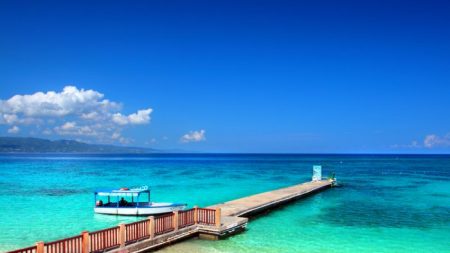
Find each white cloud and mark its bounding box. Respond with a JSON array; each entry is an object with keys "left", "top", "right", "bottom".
[
  {"left": 393, "top": 133, "right": 450, "bottom": 149},
  {"left": 54, "top": 122, "right": 98, "bottom": 136},
  {"left": 3, "top": 114, "right": 18, "bottom": 124},
  {"left": 180, "top": 129, "right": 206, "bottom": 143},
  {"left": 144, "top": 138, "right": 157, "bottom": 145},
  {"left": 409, "top": 140, "right": 420, "bottom": 148},
  {"left": 111, "top": 132, "right": 121, "bottom": 140},
  {"left": 0, "top": 86, "right": 118, "bottom": 117},
  {"left": 390, "top": 140, "right": 420, "bottom": 149},
  {"left": 81, "top": 111, "right": 99, "bottom": 120},
  {"left": 112, "top": 108, "right": 152, "bottom": 125},
  {"left": 7, "top": 126, "right": 20, "bottom": 134},
  {"left": 42, "top": 129, "right": 52, "bottom": 135},
  {"left": 0, "top": 86, "right": 153, "bottom": 142},
  {"left": 111, "top": 114, "right": 128, "bottom": 125},
  {"left": 1, "top": 113, "right": 39, "bottom": 125},
  {"left": 61, "top": 121, "right": 76, "bottom": 130},
  {"left": 424, "top": 133, "right": 450, "bottom": 148},
  {"left": 109, "top": 131, "right": 129, "bottom": 144}
]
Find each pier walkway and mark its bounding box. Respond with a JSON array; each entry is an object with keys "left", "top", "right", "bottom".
[
  {"left": 8, "top": 180, "right": 332, "bottom": 253},
  {"left": 211, "top": 179, "right": 332, "bottom": 217}
]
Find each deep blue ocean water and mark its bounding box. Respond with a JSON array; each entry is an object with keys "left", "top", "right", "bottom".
[{"left": 0, "top": 154, "right": 449, "bottom": 252}]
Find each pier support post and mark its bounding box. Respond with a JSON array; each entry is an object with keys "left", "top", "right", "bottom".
[
  {"left": 36, "top": 241, "right": 44, "bottom": 253},
  {"left": 119, "top": 223, "right": 126, "bottom": 247},
  {"left": 148, "top": 216, "right": 155, "bottom": 239},
  {"left": 81, "top": 231, "right": 89, "bottom": 253},
  {"left": 215, "top": 207, "right": 221, "bottom": 228},
  {"left": 173, "top": 211, "right": 179, "bottom": 231},
  {"left": 194, "top": 205, "right": 199, "bottom": 224}
]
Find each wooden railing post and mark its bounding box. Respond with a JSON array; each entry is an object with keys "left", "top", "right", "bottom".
[
  {"left": 173, "top": 211, "right": 179, "bottom": 231},
  {"left": 148, "top": 216, "right": 155, "bottom": 239},
  {"left": 215, "top": 207, "right": 221, "bottom": 228},
  {"left": 194, "top": 205, "right": 199, "bottom": 224},
  {"left": 81, "top": 231, "right": 89, "bottom": 253},
  {"left": 36, "top": 241, "right": 44, "bottom": 253},
  {"left": 119, "top": 223, "right": 126, "bottom": 247}
]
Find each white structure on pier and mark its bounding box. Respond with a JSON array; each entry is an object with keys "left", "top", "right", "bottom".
[{"left": 312, "top": 165, "right": 322, "bottom": 181}]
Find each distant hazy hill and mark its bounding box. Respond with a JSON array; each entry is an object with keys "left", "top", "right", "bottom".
[{"left": 0, "top": 137, "right": 158, "bottom": 153}]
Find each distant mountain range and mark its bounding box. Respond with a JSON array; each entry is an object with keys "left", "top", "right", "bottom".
[{"left": 0, "top": 137, "right": 159, "bottom": 153}]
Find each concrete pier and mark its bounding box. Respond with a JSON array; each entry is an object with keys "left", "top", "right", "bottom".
[
  {"left": 109, "top": 179, "right": 332, "bottom": 252},
  {"left": 210, "top": 179, "right": 332, "bottom": 217}
]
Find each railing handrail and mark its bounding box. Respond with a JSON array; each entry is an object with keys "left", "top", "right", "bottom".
[
  {"left": 125, "top": 219, "right": 149, "bottom": 243},
  {"left": 155, "top": 212, "right": 174, "bottom": 219},
  {"left": 178, "top": 211, "right": 195, "bottom": 228},
  {"left": 6, "top": 207, "right": 221, "bottom": 253},
  {"left": 179, "top": 207, "right": 194, "bottom": 213},
  {"left": 45, "top": 234, "right": 82, "bottom": 245},
  {"left": 125, "top": 219, "right": 148, "bottom": 227},
  {"left": 6, "top": 245, "right": 37, "bottom": 253},
  {"left": 197, "top": 207, "right": 216, "bottom": 225},
  {"left": 89, "top": 225, "right": 119, "bottom": 235}
]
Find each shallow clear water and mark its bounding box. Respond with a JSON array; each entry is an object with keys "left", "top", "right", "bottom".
[{"left": 0, "top": 154, "right": 449, "bottom": 252}]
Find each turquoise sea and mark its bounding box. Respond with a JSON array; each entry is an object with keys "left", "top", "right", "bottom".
[{"left": 0, "top": 154, "right": 449, "bottom": 252}]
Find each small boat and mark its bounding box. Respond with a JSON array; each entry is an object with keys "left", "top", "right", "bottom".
[{"left": 94, "top": 186, "right": 186, "bottom": 216}]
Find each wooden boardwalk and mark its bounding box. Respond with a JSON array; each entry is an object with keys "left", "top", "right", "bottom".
[{"left": 8, "top": 180, "right": 333, "bottom": 253}]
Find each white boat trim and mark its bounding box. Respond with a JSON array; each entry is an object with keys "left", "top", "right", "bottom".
[
  {"left": 93, "top": 186, "right": 187, "bottom": 216},
  {"left": 94, "top": 203, "right": 187, "bottom": 216}
]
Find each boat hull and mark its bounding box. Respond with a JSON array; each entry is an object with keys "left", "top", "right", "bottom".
[{"left": 94, "top": 203, "right": 187, "bottom": 216}]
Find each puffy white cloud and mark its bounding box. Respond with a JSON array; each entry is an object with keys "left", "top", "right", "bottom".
[
  {"left": 112, "top": 108, "right": 152, "bottom": 125},
  {"left": 0, "top": 86, "right": 153, "bottom": 142},
  {"left": 0, "top": 86, "right": 118, "bottom": 117},
  {"left": 54, "top": 122, "right": 98, "bottom": 136},
  {"left": 393, "top": 133, "right": 450, "bottom": 149},
  {"left": 1, "top": 113, "right": 38, "bottom": 125},
  {"left": 128, "top": 109, "right": 152, "bottom": 124},
  {"left": 109, "top": 131, "right": 129, "bottom": 144},
  {"left": 181, "top": 129, "right": 206, "bottom": 143},
  {"left": 3, "top": 114, "right": 18, "bottom": 124},
  {"left": 424, "top": 133, "right": 450, "bottom": 148},
  {"left": 111, "top": 132, "right": 121, "bottom": 140},
  {"left": 61, "top": 121, "right": 76, "bottom": 130},
  {"left": 81, "top": 111, "right": 99, "bottom": 120},
  {"left": 111, "top": 114, "right": 128, "bottom": 125},
  {"left": 7, "top": 126, "right": 20, "bottom": 134}
]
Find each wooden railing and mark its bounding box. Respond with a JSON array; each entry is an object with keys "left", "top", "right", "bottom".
[
  {"left": 6, "top": 246, "right": 37, "bottom": 253},
  {"left": 178, "top": 208, "right": 195, "bottom": 228},
  {"left": 125, "top": 219, "right": 149, "bottom": 243},
  {"left": 45, "top": 235, "right": 83, "bottom": 253},
  {"left": 89, "top": 227, "right": 120, "bottom": 252},
  {"left": 154, "top": 213, "right": 174, "bottom": 235},
  {"left": 197, "top": 208, "right": 216, "bottom": 225},
  {"left": 6, "top": 207, "right": 220, "bottom": 253}
]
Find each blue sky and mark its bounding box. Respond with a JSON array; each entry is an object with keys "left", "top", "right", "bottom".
[{"left": 0, "top": 0, "right": 449, "bottom": 153}]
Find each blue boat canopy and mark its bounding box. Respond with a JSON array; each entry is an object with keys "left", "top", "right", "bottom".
[{"left": 95, "top": 186, "right": 150, "bottom": 197}]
